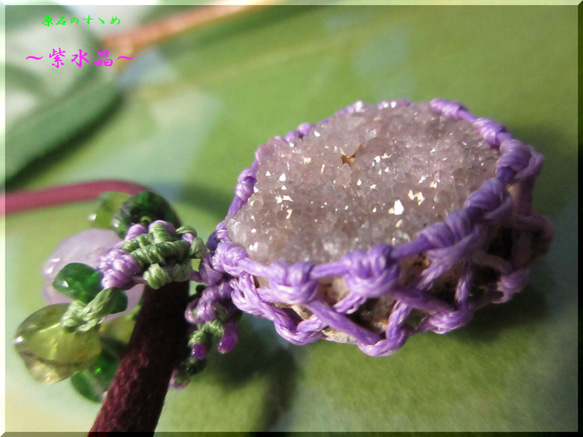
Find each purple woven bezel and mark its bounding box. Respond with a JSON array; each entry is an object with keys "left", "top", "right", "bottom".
[{"left": 192, "top": 98, "right": 554, "bottom": 357}]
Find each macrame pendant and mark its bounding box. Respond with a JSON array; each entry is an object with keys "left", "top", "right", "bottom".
[
  {"left": 9, "top": 99, "right": 553, "bottom": 432},
  {"left": 196, "top": 98, "right": 553, "bottom": 355}
]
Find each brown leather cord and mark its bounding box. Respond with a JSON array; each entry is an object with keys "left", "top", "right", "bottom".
[{"left": 89, "top": 280, "right": 189, "bottom": 433}]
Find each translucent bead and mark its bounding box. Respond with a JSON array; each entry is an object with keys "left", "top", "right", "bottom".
[
  {"left": 111, "top": 191, "right": 179, "bottom": 238},
  {"left": 52, "top": 263, "right": 128, "bottom": 314},
  {"left": 89, "top": 191, "right": 131, "bottom": 230},
  {"left": 42, "top": 229, "right": 122, "bottom": 306},
  {"left": 42, "top": 230, "right": 143, "bottom": 318},
  {"left": 14, "top": 304, "right": 102, "bottom": 383},
  {"left": 70, "top": 338, "right": 124, "bottom": 402},
  {"left": 52, "top": 263, "right": 102, "bottom": 303}
]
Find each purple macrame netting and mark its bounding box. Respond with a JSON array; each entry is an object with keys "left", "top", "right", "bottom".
[{"left": 189, "top": 98, "right": 554, "bottom": 357}]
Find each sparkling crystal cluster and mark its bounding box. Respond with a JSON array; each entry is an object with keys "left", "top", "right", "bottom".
[{"left": 227, "top": 101, "right": 500, "bottom": 265}]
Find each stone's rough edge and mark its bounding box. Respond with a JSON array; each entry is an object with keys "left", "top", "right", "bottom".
[{"left": 192, "top": 99, "right": 554, "bottom": 357}]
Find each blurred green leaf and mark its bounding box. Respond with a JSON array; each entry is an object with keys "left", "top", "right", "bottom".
[{"left": 4, "top": 4, "right": 118, "bottom": 183}]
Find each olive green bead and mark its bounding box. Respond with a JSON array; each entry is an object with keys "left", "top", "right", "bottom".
[
  {"left": 14, "top": 304, "right": 102, "bottom": 383},
  {"left": 89, "top": 191, "right": 131, "bottom": 230}
]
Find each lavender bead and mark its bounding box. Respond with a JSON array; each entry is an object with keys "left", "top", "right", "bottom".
[{"left": 42, "top": 229, "right": 143, "bottom": 316}]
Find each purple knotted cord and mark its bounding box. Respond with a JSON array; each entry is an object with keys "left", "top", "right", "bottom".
[{"left": 189, "top": 98, "right": 553, "bottom": 357}]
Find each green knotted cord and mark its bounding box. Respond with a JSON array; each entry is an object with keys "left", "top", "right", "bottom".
[
  {"left": 187, "top": 318, "right": 226, "bottom": 350},
  {"left": 120, "top": 222, "right": 207, "bottom": 290},
  {"left": 61, "top": 288, "right": 124, "bottom": 333},
  {"left": 60, "top": 222, "right": 207, "bottom": 333}
]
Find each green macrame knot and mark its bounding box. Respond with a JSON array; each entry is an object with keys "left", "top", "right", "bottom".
[
  {"left": 61, "top": 288, "right": 126, "bottom": 333},
  {"left": 121, "top": 222, "right": 208, "bottom": 290}
]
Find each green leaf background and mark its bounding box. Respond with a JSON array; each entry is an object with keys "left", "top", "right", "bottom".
[{"left": 3, "top": 4, "right": 577, "bottom": 432}]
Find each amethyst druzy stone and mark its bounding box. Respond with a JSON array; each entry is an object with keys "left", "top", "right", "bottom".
[
  {"left": 224, "top": 101, "right": 504, "bottom": 342},
  {"left": 227, "top": 101, "right": 499, "bottom": 265},
  {"left": 199, "top": 99, "right": 551, "bottom": 352}
]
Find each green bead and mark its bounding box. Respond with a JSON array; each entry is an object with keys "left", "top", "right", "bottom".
[
  {"left": 52, "top": 263, "right": 102, "bottom": 303},
  {"left": 70, "top": 338, "right": 124, "bottom": 402},
  {"left": 112, "top": 191, "right": 179, "bottom": 239},
  {"left": 110, "top": 288, "right": 128, "bottom": 314},
  {"left": 89, "top": 191, "right": 131, "bottom": 230},
  {"left": 14, "top": 304, "right": 102, "bottom": 383},
  {"left": 53, "top": 264, "right": 127, "bottom": 314}
]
